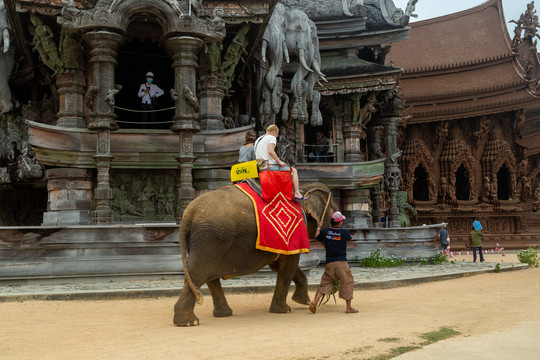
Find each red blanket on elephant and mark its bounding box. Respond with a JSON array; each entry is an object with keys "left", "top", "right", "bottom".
[{"left": 235, "top": 171, "right": 310, "bottom": 255}]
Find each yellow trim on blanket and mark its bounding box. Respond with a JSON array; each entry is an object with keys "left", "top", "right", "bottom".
[{"left": 235, "top": 184, "right": 310, "bottom": 255}]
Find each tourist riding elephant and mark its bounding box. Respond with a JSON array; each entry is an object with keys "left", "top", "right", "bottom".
[{"left": 174, "top": 182, "right": 336, "bottom": 326}]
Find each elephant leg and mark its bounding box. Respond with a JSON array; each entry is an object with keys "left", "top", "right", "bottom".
[
  {"left": 207, "top": 278, "right": 233, "bottom": 318},
  {"left": 291, "top": 266, "right": 311, "bottom": 305},
  {"left": 173, "top": 279, "right": 200, "bottom": 327},
  {"left": 269, "top": 255, "right": 299, "bottom": 313}
]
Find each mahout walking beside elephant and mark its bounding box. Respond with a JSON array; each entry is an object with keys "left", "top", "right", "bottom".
[{"left": 173, "top": 182, "right": 336, "bottom": 326}]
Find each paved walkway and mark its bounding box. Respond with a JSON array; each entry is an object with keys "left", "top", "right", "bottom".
[{"left": 0, "top": 256, "right": 527, "bottom": 302}]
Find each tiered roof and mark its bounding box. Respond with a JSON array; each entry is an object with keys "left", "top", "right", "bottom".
[{"left": 388, "top": 0, "right": 540, "bottom": 124}]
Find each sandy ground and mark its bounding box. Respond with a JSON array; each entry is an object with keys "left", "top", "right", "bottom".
[{"left": 1, "top": 254, "right": 539, "bottom": 360}]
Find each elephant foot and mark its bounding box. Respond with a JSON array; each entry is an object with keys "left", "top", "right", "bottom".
[
  {"left": 173, "top": 317, "right": 199, "bottom": 327},
  {"left": 173, "top": 313, "right": 200, "bottom": 327},
  {"left": 213, "top": 306, "right": 233, "bottom": 318},
  {"left": 292, "top": 292, "right": 310, "bottom": 306},
  {"left": 269, "top": 302, "right": 291, "bottom": 313}
]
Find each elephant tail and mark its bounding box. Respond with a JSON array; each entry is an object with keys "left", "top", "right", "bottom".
[{"left": 179, "top": 208, "right": 204, "bottom": 305}]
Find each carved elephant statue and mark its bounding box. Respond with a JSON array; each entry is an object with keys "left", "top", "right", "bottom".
[
  {"left": 0, "top": 1, "right": 16, "bottom": 114},
  {"left": 261, "top": 2, "right": 325, "bottom": 126},
  {"left": 173, "top": 182, "right": 336, "bottom": 326}
]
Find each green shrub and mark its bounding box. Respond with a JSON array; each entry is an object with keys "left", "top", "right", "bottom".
[
  {"left": 356, "top": 249, "right": 405, "bottom": 268},
  {"left": 431, "top": 252, "right": 448, "bottom": 264},
  {"left": 517, "top": 246, "right": 540, "bottom": 267}
]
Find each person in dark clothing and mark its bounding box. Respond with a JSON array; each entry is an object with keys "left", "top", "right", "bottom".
[{"left": 310, "top": 211, "right": 357, "bottom": 314}]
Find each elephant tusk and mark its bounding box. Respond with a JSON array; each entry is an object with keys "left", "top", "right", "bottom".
[
  {"left": 298, "top": 48, "right": 314, "bottom": 73},
  {"left": 282, "top": 40, "right": 290, "bottom": 64},
  {"left": 312, "top": 59, "right": 327, "bottom": 82},
  {"left": 262, "top": 40, "right": 268, "bottom": 63}
]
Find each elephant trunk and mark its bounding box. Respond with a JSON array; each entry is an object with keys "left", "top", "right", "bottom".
[
  {"left": 179, "top": 208, "right": 204, "bottom": 305},
  {"left": 298, "top": 48, "right": 314, "bottom": 73}
]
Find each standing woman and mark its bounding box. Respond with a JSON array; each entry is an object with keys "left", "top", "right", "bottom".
[
  {"left": 238, "top": 130, "right": 256, "bottom": 163},
  {"left": 470, "top": 225, "right": 485, "bottom": 262}
]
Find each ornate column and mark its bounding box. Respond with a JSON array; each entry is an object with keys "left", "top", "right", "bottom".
[
  {"left": 56, "top": 70, "right": 86, "bottom": 128},
  {"left": 382, "top": 116, "right": 402, "bottom": 228},
  {"left": 342, "top": 100, "right": 364, "bottom": 162},
  {"left": 199, "top": 77, "right": 226, "bottom": 130},
  {"left": 165, "top": 36, "right": 204, "bottom": 220},
  {"left": 84, "top": 30, "right": 123, "bottom": 224},
  {"left": 368, "top": 125, "right": 384, "bottom": 226}
]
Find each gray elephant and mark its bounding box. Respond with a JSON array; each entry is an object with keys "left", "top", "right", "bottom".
[
  {"left": 174, "top": 182, "right": 336, "bottom": 326},
  {"left": 0, "top": 0, "right": 16, "bottom": 113},
  {"left": 261, "top": 2, "right": 325, "bottom": 126}
]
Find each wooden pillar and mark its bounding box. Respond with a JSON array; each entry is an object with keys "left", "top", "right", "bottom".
[
  {"left": 165, "top": 36, "right": 204, "bottom": 221},
  {"left": 84, "top": 30, "right": 124, "bottom": 224}
]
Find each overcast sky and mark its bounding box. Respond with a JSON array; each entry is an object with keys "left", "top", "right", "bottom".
[{"left": 393, "top": 0, "right": 529, "bottom": 35}]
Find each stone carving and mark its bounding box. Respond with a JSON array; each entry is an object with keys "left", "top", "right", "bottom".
[
  {"left": 510, "top": 1, "right": 540, "bottom": 49},
  {"left": 112, "top": 184, "right": 144, "bottom": 216},
  {"left": 397, "top": 190, "right": 417, "bottom": 227},
  {"left": 261, "top": 1, "right": 326, "bottom": 126},
  {"left": 481, "top": 129, "right": 518, "bottom": 200},
  {"left": 84, "top": 85, "right": 99, "bottom": 111},
  {"left": 221, "top": 23, "right": 250, "bottom": 91},
  {"left": 474, "top": 116, "right": 490, "bottom": 140},
  {"left": 352, "top": 91, "right": 378, "bottom": 127},
  {"left": 514, "top": 110, "right": 525, "bottom": 137},
  {"left": 0, "top": 0, "right": 16, "bottom": 113},
  {"left": 435, "top": 121, "right": 448, "bottom": 145},
  {"left": 183, "top": 84, "right": 199, "bottom": 113},
  {"left": 30, "top": 13, "right": 64, "bottom": 76},
  {"left": 16, "top": 146, "right": 44, "bottom": 181},
  {"left": 210, "top": 7, "right": 225, "bottom": 33},
  {"left": 105, "top": 88, "right": 120, "bottom": 107},
  {"left": 205, "top": 41, "right": 222, "bottom": 79},
  {"left": 170, "top": 88, "right": 178, "bottom": 101},
  {"left": 59, "top": 30, "right": 81, "bottom": 72}
]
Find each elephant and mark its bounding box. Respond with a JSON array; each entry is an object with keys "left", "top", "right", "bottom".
[
  {"left": 0, "top": 0, "right": 16, "bottom": 114},
  {"left": 261, "top": 2, "right": 325, "bottom": 126},
  {"left": 173, "top": 182, "right": 337, "bottom": 326}
]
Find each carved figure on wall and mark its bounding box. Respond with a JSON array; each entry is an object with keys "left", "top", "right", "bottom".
[
  {"left": 534, "top": 185, "right": 540, "bottom": 210},
  {"left": 397, "top": 190, "right": 417, "bottom": 227},
  {"left": 105, "top": 88, "right": 120, "bottom": 107},
  {"left": 353, "top": 92, "right": 378, "bottom": 126},
  {"left": 210, "top": 7, "right": 225, "bottom": 33},
  {"left": 59, "top": 30, "right": 80, "bottom": 72},
  {"left": 481, "top": 176, "right": 491, "bottom": 203},
  {"left": 490, "top": 177, "right": 499, "bottom": 206},
  {"left": 221, "top": 23, "right": 250, "bottom": 91},
  {"left": 165, "top": 186, "right": 175, "bottom": 215},
  {"left": 435, "top": 121, "right": 448, "bottom": 144},
  {"left": 16, "top": 146, "right": 43, "bottom": 181},
  {"left": 474, "top": 116, "right": 490, "bottom": 140},
  {"left": 521, "top": 176, "right": 532, "bottom": 202},
  {"left": 514, "top": 111, "right": 526, "bottom": 137},
  {"left": 0, "top": 0, "right": 16, "bottom": 114},
  {"left": 112, "top": 184, "right": 144, "bottom": 216},
  {"left": 156, "top": 188, "right": 166, "bottom": 215},
  {"left": 205, "top": 41, "right": 222, "bottom": 79},
  {"left": 30, "top": 13, "right": 64, "bottom": 76},
  {"left": 183, "top": 84, "right": 199, "bottom": 113},
  {"left": 170, "top": 88, "right": 178, "bottom": 101},
  {"left": 510, "top": 13, "right": 526, "bottom": 48}
]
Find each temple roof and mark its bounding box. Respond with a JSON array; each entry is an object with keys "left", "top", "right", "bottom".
[{"left": 387, "top": 0, "right": 539, "bottom": 124}]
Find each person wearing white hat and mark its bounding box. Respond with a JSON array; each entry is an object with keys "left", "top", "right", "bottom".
[
  {"left": 310, "top": 211, "right": 358, "bottom": 314},
  {"left": 137, "top": 71, "right": 164, "bottom": 127}
]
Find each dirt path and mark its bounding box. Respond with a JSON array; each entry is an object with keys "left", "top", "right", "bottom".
[{"left": 1, "top": 256, "right": 539, "bottom": 360}]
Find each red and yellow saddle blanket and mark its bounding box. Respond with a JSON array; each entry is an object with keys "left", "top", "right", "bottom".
[{"left": 235, "top": 171, "right": 310, "bottom": 255}]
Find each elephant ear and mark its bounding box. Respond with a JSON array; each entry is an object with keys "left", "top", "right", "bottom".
[{"left": 301, "top": 182, "right": 336, "bottom": 228}]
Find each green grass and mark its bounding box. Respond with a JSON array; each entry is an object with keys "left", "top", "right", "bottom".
[
  {"left": 377, "top": 337, "right": 400, "bottom": 343},
  {"left": 419, "top": 327, "right": 461, "bottom": 345}
]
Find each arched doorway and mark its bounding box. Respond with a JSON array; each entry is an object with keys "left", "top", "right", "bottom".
[
  {"left": 413, "top": 163, "right": 429, "bottom": 201},
  {"left": 115, "top": 20, "right": 175, "bottom": 129},
  {"left": 497, "top": 164, "right": 511, "bottom": 200},
  {"left": 455, "top": 163, "right": 470, "bottom": 200}
]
